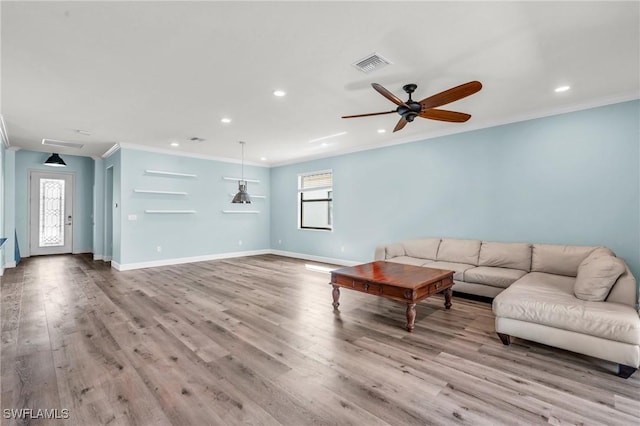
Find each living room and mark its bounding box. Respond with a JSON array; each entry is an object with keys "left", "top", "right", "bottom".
[{"left": 1, "top": 1, "right": 639, "bottom": 425}]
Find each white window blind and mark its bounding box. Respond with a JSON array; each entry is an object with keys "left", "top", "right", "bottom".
[{"left": 299, "top": 172, "right": 333, "bottom": 191}]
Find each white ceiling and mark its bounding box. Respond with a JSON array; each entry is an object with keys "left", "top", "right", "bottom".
[{"left": 2, "top": 1, "right": 639, "bottom": 166}]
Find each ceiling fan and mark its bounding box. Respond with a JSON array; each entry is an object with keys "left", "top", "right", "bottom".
[{"left": 342, "top": 80, "right": 482, "bottom": 132}]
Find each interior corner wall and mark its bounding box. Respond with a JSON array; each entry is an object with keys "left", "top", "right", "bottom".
[
  {"left": 93, "top": 158, "right": 105, "bottom": 259},
  {"left": 0, "top": 144, "right": 5, "bottom": 272},
  {"left": 14, "top": 150, "right": 95, "bottom": 257},
  {"left": 104, "top": 149, "right": 121, "bottom": 264},
  {"left": 3, "top": 149, "right": 15, "bottom": 268},
  {"left": 112, "top": 148, "right": 270, "bottom": 268},
  {"left": 270, "top": 100, "right": 640, "bottom": 278}
]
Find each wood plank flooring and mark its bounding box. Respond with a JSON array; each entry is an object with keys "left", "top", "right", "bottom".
[{"left": 1, "top": 254, "right": 639, "bottom": 425}]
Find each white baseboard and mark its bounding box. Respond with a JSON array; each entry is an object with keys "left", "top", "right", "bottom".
[
  {"left": 72, "top": 249, "right": 92, "bottom": 255},
  {"left": 0, "top": 266, "right": 3, "bottom": 276},
  {"left": 269, "top": 250, "right": 360, "bottom": 266},
  {"left": 4, "top": 261, "right": 16, "bottom": 268},
  {"left": 93, "top": 254, "right": 104, "bottom": 261},
  {"left": 111, "top": 249, "right": 272, "bottom": 271}
]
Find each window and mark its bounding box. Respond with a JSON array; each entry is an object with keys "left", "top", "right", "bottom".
[{"left": 298, "top": 170, "right": 333, "bottom": 231}]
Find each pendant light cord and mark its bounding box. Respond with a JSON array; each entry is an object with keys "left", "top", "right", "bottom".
[{"left": 241, "top": 141, "right": 244, "bottom": 182}]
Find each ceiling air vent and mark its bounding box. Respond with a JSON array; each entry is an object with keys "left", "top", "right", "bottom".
[
  {"left": 351, "top": 52, "right": 392, "bottom": 74},
  {"left": 189, "top": 137, "right": 206, "bottom": 142},
  {"left": 42, "top": 139, "right": 84, "bottom": 149}
]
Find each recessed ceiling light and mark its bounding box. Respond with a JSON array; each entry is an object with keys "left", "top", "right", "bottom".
[
  {"left": 309, "top": 131, "right": 347, "bottom": 144},
  {"left": 273, "top": 90, "right": 286, "bottom": 97},
  {"left": 555, "top": 85, "right": 570, "bottom": 93},
  {"left": 221, "top": 117, "right": 232, "bottom": 123},
  {"left": 321, "top": 142, "right": 329, "bottom": 147},
  {"left": 377, "top": 129, "right": 386, "bottom": 134},
  {"left": 260, "top": 156, "right": 267, "bottom": 161},
  {"left": 170, "top": 142, "right": 180, "bottom": 147}
]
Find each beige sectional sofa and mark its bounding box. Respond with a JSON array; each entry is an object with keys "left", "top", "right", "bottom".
[{"left": 374, "top": 237, "right": 640, "bottom": 378}]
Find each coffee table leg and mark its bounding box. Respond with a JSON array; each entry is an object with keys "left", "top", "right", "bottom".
[
  {"left": 444, "top": 288, "right": 452, "bottom": 310},
  {"left": 332, "top": 285, "right": 340, "bottom": 309},
  {"left": 406, "top": 303, "right": 416, "bottom": 332}
]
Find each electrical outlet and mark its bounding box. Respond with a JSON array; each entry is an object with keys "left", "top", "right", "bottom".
[
  {"left": 238, "top": 240, "right": 243, "bottom": 246},
  {"left": 340, "top": 246, "right": 345, "bottom": 253},
  {"left": 278, "top": 239, "right": 282, "bottom": 245},
  {"left": 156, "top": 246, "right": 162, "bottom": 253}
]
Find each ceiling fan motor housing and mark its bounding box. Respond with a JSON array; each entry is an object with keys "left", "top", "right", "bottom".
[{"left": 397, "top": 101, "right": 422, "bottom": 121}]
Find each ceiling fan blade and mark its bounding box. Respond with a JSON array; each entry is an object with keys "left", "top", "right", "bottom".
[
  {"left": 419, "top": 109, "right": 471, "bottom": 122},
  {"left": 393, "top": 117, "right": 408, "bottom": 132},
  {"left": 372, "top": 83, "right": 409, "bottom": 107},
  {"left": 419, "top": 81, "right": 482, "bottom": 110},
  {"left": 341, "top": 110, "right": 396, "bottom": 119}
]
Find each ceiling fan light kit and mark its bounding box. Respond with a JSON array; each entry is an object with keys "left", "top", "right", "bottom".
[{"left": 343, "top": 80, "right": 482, "bottom": 132}]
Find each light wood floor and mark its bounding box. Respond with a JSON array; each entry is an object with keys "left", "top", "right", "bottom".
[{"left": 1, "top": 254, "right": 639, "bottom": 425}]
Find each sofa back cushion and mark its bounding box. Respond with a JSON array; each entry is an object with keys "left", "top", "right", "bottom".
[
  {"left": 574, "top": 255, "right": 625, "bottom": 301},
  {"left": 607, "top": 265, "right": 639, "bottom": 307},
  {"left": 478, "top": 241, "right": 532, "bottom": 271},
  {"left": 384, "top": 243, "right": 405, "bottom": 259},
  {"left": 403, "top": 238, "right": 441, "bottom": 260},
  {"left": 531, "top": 244, "right": 599, "bottom": 277},
  {"left": 436, "top": 239, "right": 481, "bottom": 265}
]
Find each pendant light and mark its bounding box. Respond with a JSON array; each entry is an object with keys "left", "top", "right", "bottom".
[
  {"left": 231, "top": 141, "right": 251, "bottom": 204},
  {"left": 44, "top": 153, "right": 67, "bottom": 167}
]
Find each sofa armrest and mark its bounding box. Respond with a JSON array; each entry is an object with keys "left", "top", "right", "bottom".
[
  {"left": 374, "top": 245, "right": 386, "bottom": 261},
  {"left": 374, "top": 242, "right": 406, "bottom": 260}
]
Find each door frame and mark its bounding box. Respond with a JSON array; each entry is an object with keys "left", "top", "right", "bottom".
[{"left": 27, "top": 169, "right": 76, "bottom": 256}]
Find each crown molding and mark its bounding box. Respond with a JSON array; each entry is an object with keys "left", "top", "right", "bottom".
[
  {"left": 117, "top": 142, "right": 268, "bottom": 167},
  {"left": 101, "top": 143, "right": 121, "bottom": 159},
  {"left": 0, "top": 115, "right": 10, "bottom": 148}
]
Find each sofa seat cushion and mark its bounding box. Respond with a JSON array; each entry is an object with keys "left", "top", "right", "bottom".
[
  {"left": 436, "top": 239, "right": 481, "bottom": 265},
  {"left": 386, "top": 256, "right": 431, "bottom": 267},
  {"left": 464, "top": 266, "right": 527, "bottom": 289},
  {"left": 493, "top": 272, "right": 640, "bottom": 345},
  {"left": 423, "top": 261, "right": 475, "bottom": 281},
  {"left": 478, "top": 241, "right": 532, "bottom": 271}
]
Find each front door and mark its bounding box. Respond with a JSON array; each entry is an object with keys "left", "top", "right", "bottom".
[{"left": 29, "top": 171, "right": 74, "bottom": 256}]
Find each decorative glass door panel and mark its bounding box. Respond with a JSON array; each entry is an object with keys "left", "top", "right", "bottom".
[
  {"left": 29, "top": 171, "right": 74, "bottom": 255},
  {"left": 39, "top": 178, "right": 66, "bottom": 247}
]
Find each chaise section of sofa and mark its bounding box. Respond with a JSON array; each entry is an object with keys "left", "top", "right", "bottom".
[{"left": 374, "top": 237, "right": 640, "bottom": 377}]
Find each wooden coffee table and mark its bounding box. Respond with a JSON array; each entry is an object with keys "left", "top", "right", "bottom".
[{"left": 330, "top": 261, "right": 454, "bottom": 332}]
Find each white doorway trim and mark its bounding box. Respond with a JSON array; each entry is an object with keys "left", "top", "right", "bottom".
[{"left": 28, "top": 170, "right": 75, "bottom": 256}]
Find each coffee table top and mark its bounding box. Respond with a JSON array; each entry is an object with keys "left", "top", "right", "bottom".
[{"left": 331, "top": 261, "right": 454, "bottom": 289}]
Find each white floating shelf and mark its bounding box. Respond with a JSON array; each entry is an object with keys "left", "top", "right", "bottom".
[
  {"left": 228, "top": 193, "right": 266, "bottom": 199},
  {"left": 145, "top": 169, "right": 197, "bottom": 178},
  {"left": 223, "top": 176, "right": 260, "bottom": 183},
  {"left": 221, "top": 210, "right": 260, "bottom": 214},
  {"left": 134, "top": 189, "right": 188, "bottom": 195},
  {"left": 145, "top": 210, "right": 197, "bottom": 214}
]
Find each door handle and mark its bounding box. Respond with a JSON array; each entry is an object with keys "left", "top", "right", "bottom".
[{"left": 66, "top": 215, "right": 72, "bottom": 225}]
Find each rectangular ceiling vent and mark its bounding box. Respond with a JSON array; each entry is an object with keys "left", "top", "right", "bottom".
[
  {"left": 42, "top": 139, "right": 84, "bottom": 149},
  {"left": 189, "top": 137, "right": 206, "bottom": 142},
  {"left": 352, "top": 52, "right": 392, "bottom": 74}
]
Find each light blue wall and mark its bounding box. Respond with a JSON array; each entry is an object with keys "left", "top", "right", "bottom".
[
  {"left": 271, "top": 100, "right": 640, "bottom": 277},
  {"left": 104, "top": 150, "right": 121, "bottom": 263},
  {"left": 0, "top": 143, "right": 5, "bottom": 270},
  {"left": 92, "top": 158, "right": 105, "bottom": 258},
  {"left": 3, "top": 149, "right": 16, "bottom": 267},
  {"left": 118, "top": 148, "right": 270, "bottom": 265},
  {"left": 15, "top": 150, "right": 94, "bottom": 255}
]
